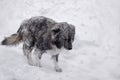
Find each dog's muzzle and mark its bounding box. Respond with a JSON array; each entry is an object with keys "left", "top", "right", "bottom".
[{"left": 68, "top": 47, "right": 72, "bottom": 50}]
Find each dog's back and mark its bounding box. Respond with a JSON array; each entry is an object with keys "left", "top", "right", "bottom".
[{"left": 1, "top": 16, "right": 56, "bottom": 47}]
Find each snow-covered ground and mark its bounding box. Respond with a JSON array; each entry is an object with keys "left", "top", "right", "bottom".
[{"left": 0, "top": 0, "right": 120, "bottom": 80}]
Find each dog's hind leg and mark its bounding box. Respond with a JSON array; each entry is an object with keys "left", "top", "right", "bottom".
[
  {"left": 23, "top": 44, "right": 29, "bottom": 56},
  {"left": 52, "top": 54, "right": 62, "bottom": 72},
  {"left": 23, "top": 43, "right": 34, "bottom": 66},
  {"left": 33, "top": 48, "right": 44, "bottom": 67}
]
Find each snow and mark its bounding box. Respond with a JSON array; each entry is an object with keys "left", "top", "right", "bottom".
[{"left": 0, "top": 0, "right": 120, "bottom": 80}]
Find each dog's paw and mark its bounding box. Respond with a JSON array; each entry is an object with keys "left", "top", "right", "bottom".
[
  {"left": 28, "top": 61, "right": 34, "bottom": 66},
  {"left": 35, "top": 63, "right": 42, "bottom": 67},
  {"left": 24, "top": 53, "right": 27, "bottom": 56},
  {"left": 33, "top": 61, "right": 42, "bottom": 67},
  {"left": 55, "top": 68, "right": 62, "bottom": 72}
]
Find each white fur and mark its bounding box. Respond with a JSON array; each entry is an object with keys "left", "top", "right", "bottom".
[{"left": 45, "top": 45, "right": 62, "bottom": 55}]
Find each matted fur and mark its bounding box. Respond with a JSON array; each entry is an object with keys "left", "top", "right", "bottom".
[{"left": 1, "top": 16, "right": 75, "bottom": 72}]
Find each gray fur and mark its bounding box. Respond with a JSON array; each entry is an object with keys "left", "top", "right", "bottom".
[
  {"left": 52, "top": 22, "right": 75, "bottom": 50},
  {"left": 1, "top": 16, "right": 75, "bottom": 72}
]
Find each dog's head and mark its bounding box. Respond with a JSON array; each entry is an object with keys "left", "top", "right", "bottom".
[
  {"left": 51, "top": 27, "right": 63, "bottom": 49},
  {"left": 51, "top": 22, "right": 75, "bottom": 50},
  {"left": 62, "top": 34, "right": 73, "bottom": 50}
]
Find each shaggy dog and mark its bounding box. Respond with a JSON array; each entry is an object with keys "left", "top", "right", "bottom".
[{"left": 1, "top": 16, "right": 75, "bottom": 72}]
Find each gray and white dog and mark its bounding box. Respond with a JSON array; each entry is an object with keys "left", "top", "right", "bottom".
[{"left": 1, "top": 16, "right": 75, "bottom": 72}]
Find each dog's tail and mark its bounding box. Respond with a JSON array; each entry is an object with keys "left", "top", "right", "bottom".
[{"left": 1, "top": 33, "right": 22, "bottom": 46}]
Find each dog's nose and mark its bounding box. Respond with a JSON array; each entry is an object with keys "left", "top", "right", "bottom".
[{"left": 68, "top": 47, "right": 72, "bottom": 50}]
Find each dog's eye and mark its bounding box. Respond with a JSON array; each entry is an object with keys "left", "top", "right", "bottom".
[
  {"left": 68, "top": 39, "right": 71, "bottom": 41},
  {"left": 52, "top": 28, "right": 60, "bottom": 34},
  {"left": 64, "top": 39, "right": 68, "bottom": 41},
  {"left": 64, "top": 39, "right": 71, "bottom": 42}
]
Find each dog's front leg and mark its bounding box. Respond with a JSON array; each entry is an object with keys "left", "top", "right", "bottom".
[{"left": 52, "top": 54, "right": 62, "bottom": 72}]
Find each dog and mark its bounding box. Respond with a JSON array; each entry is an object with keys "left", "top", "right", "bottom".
[{"left": 1, "top": 16, "right": 75, "bottom": 72}]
